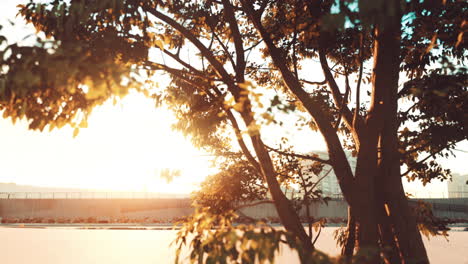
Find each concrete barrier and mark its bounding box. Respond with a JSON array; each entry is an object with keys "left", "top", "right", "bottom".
[
  {"left": 0, "top": 198, "right": 192, "bottom": 220},
  {"left": 0, "top": 198, "right": 466, "bottom": 221}
]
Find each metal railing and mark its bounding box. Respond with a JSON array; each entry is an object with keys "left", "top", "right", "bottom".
[
  {"left": 1, "top": 191, "right": 466, "bottom": 200},
  {"left": 447, "top": 192, "right": 468, "bottom": 198},
  {"left": 0, "top": 192, "right": 189, "bottom": 199}
]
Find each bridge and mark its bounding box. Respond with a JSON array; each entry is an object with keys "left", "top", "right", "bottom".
[{"left": 0, "top": 192, "right": 466, "bottom": 222}]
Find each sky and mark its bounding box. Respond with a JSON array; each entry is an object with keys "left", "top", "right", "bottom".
[{"left": 0, "top": 1, "right": 466, "bottom": 197}]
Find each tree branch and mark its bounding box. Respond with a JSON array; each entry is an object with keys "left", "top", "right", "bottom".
[
  {"left": 242, "top": 1, "right": 355, "bottom": 205},
  {"left": 224, "top": 107, "right": 262, "bottom": 173},
  {"left": 401, "top": 139, "right": 465, "bottom": 177},
  {"left": 318, "top": 46, "right": 363, "bottom": 137},
  {"left": 334, "top": 73, "right": 351, "bottom": 130},
  {"left": 146, "top": 8, "right": 240, "bottom": 97},
  {"left": 353, "top": 33, "right": 364, "bottom": 129},
  {"left": 265, "top": 145, "right": 331, "bottom": 164},
  {"left": 160, "top": 49, "right": 218, "bottom": 81},
  {"left": 222, "top": 0, "right": 246, "bottom": 83},
  {"left": 301, "top": 79, "right": 327, "bottom": 86}
]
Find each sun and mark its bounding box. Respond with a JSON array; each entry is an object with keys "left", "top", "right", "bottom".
[{"left": 0, "top": 91, "right": 217, "bottom": 194}]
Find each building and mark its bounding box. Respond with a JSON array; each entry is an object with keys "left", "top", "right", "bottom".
[
  {"left": 293, "top": 151, "right": 356, "bottom": 199},
  {"left": 447, "top": 173, "right": 468, "bottom": 198},
  {"left": 312, "top": 153, "right": 356, "bottom": 198}
]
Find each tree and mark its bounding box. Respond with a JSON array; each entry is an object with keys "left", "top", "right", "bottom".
[
  {"left": 1, "top": 0, "right": 466, "bottom": 263},
  {"left": 192, "top": 157, "right": 267, "bottom": 214}
]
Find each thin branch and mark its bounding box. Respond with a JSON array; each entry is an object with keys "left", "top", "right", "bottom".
[
  {"left": 244, "top": 39, "right": 263, "bottom": 52},
  {"left": 242, "top": 1, "right": 355, "bottom": 203},
  {"left": 300, "top": 79, "right": 327, "bottom": 86},
  {"left": 222, "top": 0, "right": 246, "bottom": 82},
  {"left": 401, "top": 139, "right": 465, "bottom": 177},
  {"left": 146, "top": 8, "right": 240, "bottom": 96},
  {"left": 401, "top": 149, "right": 444, "bottom": 177},
  {"left": 224, "top": 108, "right": 262, "bottom": 173},
  {"left": 144, "top": 61, "right": 210, "bottom": 82},
  {"left": 298, "top": 170, "right": 313, "bottom": 242},
  {"left": 312, "top": 223, "right": 322, "bottom": 245},
  {"left": 334, "top": 73, "right": 351, "bottom": 130},
  {"left": 398, "top": 102, "right": 419, "bottom": 124},
  {"left": 318, "top": 45, "right": 362, "bottom": 136},
  {"left": 161, "top": 49, "right": 216, "bottom": 81},
  {"left": 148, "top": 61, "right": 261, "bottom": 174},
  {"left": 265, "top": 145, "right": 331, "bottom": 164},
  {"left": 353, "top": 32, "right": 364, "bottom": 129},
  {"left": 212, "top": 29, "right": 237, "bottom": 69},
  {"left": 297, "top": 169, "right": 313, "bottom": 242},
  {"left": 309, "top": 167, "right": 334, "bottom": 191},
  {"left": 403, "top": 142, "right": 433, "bottom": 157}
]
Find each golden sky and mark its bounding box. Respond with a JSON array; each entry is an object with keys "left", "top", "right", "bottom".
[
  {"left": 0, "top": 0, "right": 466, "bottom": 196},
  {"left": 0, "top": 91, "right": 217, "bottom": 193}
]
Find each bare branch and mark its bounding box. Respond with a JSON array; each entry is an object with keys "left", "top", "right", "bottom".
[
  {"left": 353, "top": 34, "right": 364, "bottom": 129},
  {"left": 265, "top": 145, "right": 331, "bottom": 164},
  {"left": 312, "top": 222, "right": 322, "bottom": 245},
  {"left": 300, "top": 79, "right": 327, "bottom": 86},
  {"left": 224, "top": 107, "right": 262, "bottom": 172},
  {"left": 222, "top": 0, "right": 246, "bottom": 82},
  {"left": 242, "top": 1, "right": 355, "bottom": 203},
  {"left": 161, "top": 49, "right": 216, "bottom": 81},
  {"left": 334, "top": 73, "right": 351, "bottom": 130},
  {"left": 318, "top": 46, "right": 363, "bottom": 136},
  {"left": 146, "top": 8, "right": 240, "bottom": 97},
  {"left": 244, "top": 39, "right": 263, "bottom": 52},
  {"left": 212, "top": 28, "right": 237, "bottom": 69}
]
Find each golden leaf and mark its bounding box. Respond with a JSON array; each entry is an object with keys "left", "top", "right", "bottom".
[
  {"left": 155, "top": 39, "right": 164, "bottom": 50},
  {"left": 73, "top": 127, "right": 79, "bottom": 138},
  {"left": 79, "top": 119, "right": 88, "bottom": 128}
]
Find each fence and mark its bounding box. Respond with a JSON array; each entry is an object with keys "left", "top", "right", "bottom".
[
  {"left": 0, "top": 192, "right": 188, "bottom": 199},
  {"left": 2, "top": 191, "right": 466, "bottom": 200}
]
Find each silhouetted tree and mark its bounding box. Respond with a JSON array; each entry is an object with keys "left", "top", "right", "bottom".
[{"left": 1, "top": 0, "right": 466, "bottom": 263}]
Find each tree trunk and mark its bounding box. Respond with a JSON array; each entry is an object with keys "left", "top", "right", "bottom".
[
  {"left": 342, "top": 206, "right": 356, "bottom": 263},
  {"left": 372, "top": 0, "right": 430, "bottom": 263},
  {"left": 380, "top": 173, "right": 429, "bottom": 264},
  {"left": 246, "top": 130, "right": 314, "bottom": 252},
  {"left": 375, "top": 196, "right": 402, "bottom": 264},
  {"left": 352, "top": 139, "right": 381, "bottom": 263}
]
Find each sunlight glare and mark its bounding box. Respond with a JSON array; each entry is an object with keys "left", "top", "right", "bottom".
[{"left": 0, "top": 91, "right": 216, "bottom": 194}]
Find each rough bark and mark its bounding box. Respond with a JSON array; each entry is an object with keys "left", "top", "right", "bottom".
[
  {"left": 376, "top": 197, "right": 402, "bottom": 264},
  {"left": 352, "top": 136, "right": 381, "bottom": 263},
  {"left": 380, "top": 176, "right": 429, "bottom": 264},
  {"left": 342, "top": 206, "right": 356, "bottom": 263},
  {"left": 247, "top": 131, "right": 314, "bottom": 252},
  {"left": 372, "top": 1, "right": 429, "bottom": 263}
]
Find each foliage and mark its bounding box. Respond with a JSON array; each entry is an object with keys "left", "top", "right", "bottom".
[
  {"left": 173, "top": 207, "right": 337, "bottom": 264},
  {"left": 412, "top": 200, "right": 449, "bottom": 240},
  {"left": 0, "top": 1, "right": 152, "bottom": 133},
  {"left": 332, "top": 226, "right": 348, "bottom": 250},
  {"left": 399, "top": 67, "right": 467, "bottom": 184},
  {"left": 192, "top": 158, "right": 267, "bottom": 214},
  {"left": 1, "top": 0, "right": 467, "bottom": 263}
]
